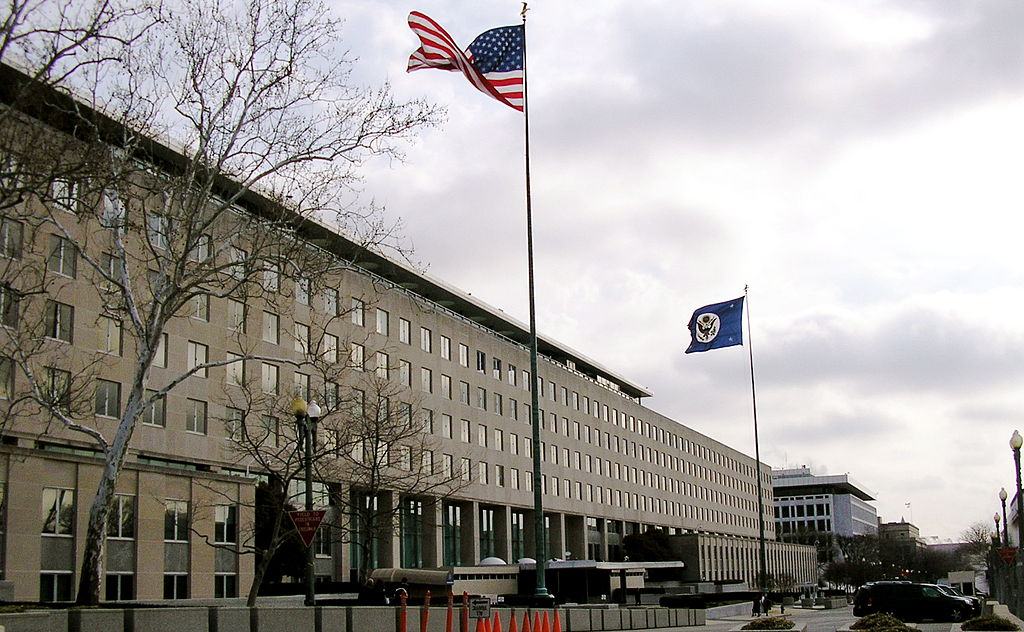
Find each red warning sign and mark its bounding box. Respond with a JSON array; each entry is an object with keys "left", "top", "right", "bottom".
[{"left": 288, "top": 509, "right": 327, "bottom": 548}]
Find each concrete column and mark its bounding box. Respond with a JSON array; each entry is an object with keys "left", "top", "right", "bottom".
[
  {"left": 423, "top": 497, "right": 444, "bottom": 567},
  {"left": 547, "top": 513, "right": 566, "bottom": 562},
  {"left": 563, "top": 514, "right": 585, "bottom": 561},
  {"left": 461, "top": 501, "right": 480, "bottom": 565},
  {"left": 379, "top": 491, "right": 400, "bottom": 568},
  {"left": 599, "top": 518, "right": 609, "bottom": 563},
  {"left": 495, "top": 505, "right": 511, "bottom": 563}
]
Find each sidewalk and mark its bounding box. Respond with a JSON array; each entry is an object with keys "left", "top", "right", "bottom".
[{"left": 636, "top": 604, "right": 855, "bottom": 632}]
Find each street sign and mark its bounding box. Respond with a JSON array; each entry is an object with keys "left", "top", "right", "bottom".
[
  {"left": 288, "top": 509, "right": 327, "bottom": 548},
  {"left": 998, "top": 547, "right": 1017, "bottom": 566},
  {"left": 469, "top": 597, "right": 491, "bottom": 619}
]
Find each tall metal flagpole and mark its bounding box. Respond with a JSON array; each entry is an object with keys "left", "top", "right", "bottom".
[
  {"left": 521, "top": 2, "right": 548, "bottom": 599},
  {"left": 745, "top": 285, "right": 769, "bottom": 596}
]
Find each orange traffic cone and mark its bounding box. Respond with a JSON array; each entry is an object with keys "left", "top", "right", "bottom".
[
  {"left": 533, "top": 612, "right": 540, "bottom": 632},
  {"left": 509, "top": 610, "right": 518, "bottom": 632},
  {"left": 522, "top": 612, "right": 532, "bottom": 632},
  {"left": 492, "top": 611, "right": 503, "bottom": 632},
  {"left": 541, "top": 611, "right": 550, "bottom": 632},
  {"left": 475, "top": 617, "right": 486, "bottom": 632},
  {"left": 484, "top": 616, "right": 492, "bottom": 632},
  {"left": 552, "top": 610, "right": 562, "bottom": 632}
]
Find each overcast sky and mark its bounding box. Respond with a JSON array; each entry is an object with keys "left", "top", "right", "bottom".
[{"left": 330, "top": 0, "right": 1024, "bottom": 542}]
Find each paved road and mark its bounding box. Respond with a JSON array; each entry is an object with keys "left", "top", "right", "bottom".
[{"left": 643, "top": 605, "right": 958, "bottom": 632}]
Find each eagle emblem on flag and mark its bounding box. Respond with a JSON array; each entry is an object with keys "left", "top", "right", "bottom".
[{"left": 695, "top": 313, "right": 721, "bottom": 343}]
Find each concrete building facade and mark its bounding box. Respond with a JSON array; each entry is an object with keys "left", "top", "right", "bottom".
[
  {"left": 0, "top": 62, "right": 800, "bottom": 603},
  {"left": 772, "top": 467, "right": 877, "bottom": 538}
]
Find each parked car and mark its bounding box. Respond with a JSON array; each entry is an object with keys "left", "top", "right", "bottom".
[
  {"left": 852, "top": 581, "right": 977, "bottom": 621},
  {"left": 934, "top": 584, "right": 982, "bottom": 616}
]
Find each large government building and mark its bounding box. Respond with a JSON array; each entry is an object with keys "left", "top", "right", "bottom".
[{"left": 0, "top": 62, "right": 813, "bottom": 602}]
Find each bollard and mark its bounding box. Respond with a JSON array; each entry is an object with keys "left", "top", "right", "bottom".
[
  {"left": 446, "top": 591, "right": 454, "bottom": 632},
  {"left": 399, "top": 590, "right": 408, "bottom": 632},
  {"left": 461, "top": 591, "right": 470, "bottom": 632},
  {"left": 421, "top": 590, "right": 431, "bottom": 632}
]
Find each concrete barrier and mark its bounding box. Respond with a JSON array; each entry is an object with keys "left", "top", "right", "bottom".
[
  {"left": 69, "top": 608, "right": 123, "bottom": 632},
  {"left": 0, "top": 610, "right": 68, "bottom": 632},
  {"left": 124, "top": 607, "right": 207, "bottom": 632}
]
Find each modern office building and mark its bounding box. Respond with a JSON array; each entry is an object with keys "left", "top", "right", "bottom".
[
  {"left": 772, "top": 466, "right": 877, "bottom": 538},
  {"left": 0, "top": 61, "right": 806, "bottom": 602}
]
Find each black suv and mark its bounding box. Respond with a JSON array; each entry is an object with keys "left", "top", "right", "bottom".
[{"left": 852, "top": 581, "right": 979, "bottom": 622}]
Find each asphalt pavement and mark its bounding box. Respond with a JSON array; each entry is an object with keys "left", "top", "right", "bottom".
[{"left": 637, "top": 604, "right": 949, "bottom": 632}]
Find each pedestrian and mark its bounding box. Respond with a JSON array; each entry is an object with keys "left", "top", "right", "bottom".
[{"left": 752, "top": 595, "right": 761, "bottom": 617}]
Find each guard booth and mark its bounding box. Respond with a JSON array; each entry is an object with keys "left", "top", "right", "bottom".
[{"left": 516, "top": 560, "right": 685, "bottom": 604}]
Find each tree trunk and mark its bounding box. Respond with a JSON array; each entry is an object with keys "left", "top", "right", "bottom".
[{"left": 247, "top": 505, "right": 287, "bottom": 607}]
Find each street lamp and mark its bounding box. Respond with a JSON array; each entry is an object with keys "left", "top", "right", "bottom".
[
  {"left": 995, "top": 512, "right": 1001, "bottom": 543},
  {"left": 292, "top": 396, "right": 321, "bottom": 606},
  {"left": 1011, "top": 430, "right": 1024, "bottom": 550},
  {"left": 1000, "top": 487, "right": 1010, "bottom": 546}
]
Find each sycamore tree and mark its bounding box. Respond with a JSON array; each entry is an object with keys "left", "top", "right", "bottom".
[{"left": 0, "top": 0, "right": 438, "bottom": 605}]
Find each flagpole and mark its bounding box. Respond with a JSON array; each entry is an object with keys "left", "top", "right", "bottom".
[
  {"left": 745, "top": 284, "right": 769, "bottom": 596},
  {"left": 521, "top": 2, "right": 549, "bottom": 600}
]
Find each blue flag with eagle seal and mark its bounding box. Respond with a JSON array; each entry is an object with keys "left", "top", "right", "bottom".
[{"left": 685, "top": 297, "right": 744, "bottom": 353}]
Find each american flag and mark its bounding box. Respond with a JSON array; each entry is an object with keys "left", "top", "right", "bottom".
[{"left": 407, "top": 11, "right": 525, "bottom": 112}]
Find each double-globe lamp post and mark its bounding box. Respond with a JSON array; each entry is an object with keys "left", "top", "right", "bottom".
[
  {"left": 1011, "top": 430, "right": 1024, "bottom": 552},
  {"left": 292, "top": 397, "right": 321, "bottom": 607}
]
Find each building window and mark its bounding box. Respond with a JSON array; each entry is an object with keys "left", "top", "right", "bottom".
[
  {"left": 143, "top": 390, "right": 166, "bottom": 427},
  {"left": 399, "top": 360, "right": 411, "bottom": 387},
  {"left": 189, "top": 234, "right": 212, "bottom": 262},
  {"left": 350, "top": 343, "right": 365, "bottom": 370},
  {"left": 190, "top": 293, "right": 209, "bottom": 321},
  {"left": 45, "top": 300, "right": 73, "bottom": 342},
  {"left": 476, "top": 387, "right": 487, "bottom": 410},
  {"left": 295, "top": 278, "right": 309, "bottom": 305},
  {"left": 107, "top": 495, "right": 135, "bottom": 539},
  {"left": 228, "top": 299, "right": 246, "bottom": 332},
  {"left": 228, "top": 246, "right": 247, "bottom": 279},
  {"left": 294, "top": 323, "right": 310, "bottom": 354},
  {"left": 420, "top": 367, "right": 432, "bottom": 393},
  {"left": 226, "top": 352, "right": 244, "bottom": 386},
  {"left": 293, "top": 373, "right": 310, "bottom": 400},
  {"left": 146, "top": 213, "right": 170, "bottom": 249},
  {"left": 164, "top": 500, "right": 189, "bottom": 541},
  {"left": 440, "top": 335, "right": 451, "bottom": 360},
  {"left": 214, "top": 574, "right": 237, "bottom": 599},
  {"left": 47, "top": 235, "right": 77, "bottom": 277},
  {"left": 324, "top": 287, "right": 339, "bottom": 316},
  {"left": 225, "top": 407, "right": 244, "bottom": 440},
  {"left": 475, "top": 351, "right": 486, "bottom": 373},
  {"left": 42, "top": 487, "right": 74, "bottom": 535},
  {"left": 442, "top": 414, "right": 453, "bottom": 439},
  {"left": 94, "top": 379, "right": 121, "bottom": 418},
  {"left": 263, "top": 262, "right": 280, "bottom": 292},
  {"left": 351, "top": 298, "right": 365, "bottom": 325},
  {"left": 458, "top": 344, "right": 469, "bottom": 367},
  {"left": 440, "top": 374, "right": 451, "bottom": 399},
  {"left": 323, "top": 333, "right": 339, "bottom": 364},
  {"left": 420, "top": 327, "right": 432, "bottom": 353},
  {"left": 260, "top": 415, "right": 279, "bottom": 447},
  {"left": 375, "top": 352, "right": 389, "bottom": 380},
  {"left": 215, "top": 505, "right": 238, "bottom": 544},
  {"left": 0, "top": 356, "right": 13, "bottom": 399},
  {"left": 399, "top": 318, "right": 411, "bottom": 343},
  {"left": 0, "top": 218, "right": 23, "bottom": 259},
  {"left": 492, "top": 358, "right": 502, "bottom": 380},
  {"left": 105, "top": 573, "right": 134, "bottom": 601},
  {"left": 459, "top": 381, "right": 469, "bottom": 405},
  {"left": 45, "top": 367, "right": 71, "bottom": 411},
  {"left": 376, "top": 308, "right": 389, "bottom": 335},
  {"left": 186, "top": 399, "right": 208, "bottom": 434},
  {"left": 261, "top": 363, "right": 279, "bottom": 394},
  {"left": 50, "top": 179, "right": 78, "bottom": 212},
  {"left": 262, "top": 311, "right": 279, "bottom": 344},
  {"left": 40, "top": 573, "right": 73, "bottom": 603},
  {"left": 0, "top": 284, "right": 18, "bottom": 328},
  {"left": 99, "top": 316, "right": 122, "bottom": 355},
  {"left": 443, "top": 503, "right": 461, "bottom": 566},
  {"left": 187, "top": 341, "right": 208, "bottom": 377},
  {"left": 163, "top": 574, "right": 188, "bottom": 599}
]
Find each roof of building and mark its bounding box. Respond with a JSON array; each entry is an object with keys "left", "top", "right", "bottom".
[{"left": 771, "top": 467, "right": 876, "bottom": 501}]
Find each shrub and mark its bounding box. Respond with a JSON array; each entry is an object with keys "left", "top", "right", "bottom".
[
  {"left": 961, "top": 615, "right": 1020, "bottom": 631},
  {"left": 742, "top": 616, "right": 796, "bottom": 630},
  {"left": 851, "top": 613, "right": 913, "bottom": 632}
]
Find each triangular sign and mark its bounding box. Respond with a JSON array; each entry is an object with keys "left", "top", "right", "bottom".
[
  {"left": 288, "top": 509, "right": 327, "bottom": 548},
  {"left": 999, "top": 547, "right": 1018, "bottom": 566}
]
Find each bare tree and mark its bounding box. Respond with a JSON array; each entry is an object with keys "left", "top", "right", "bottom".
[{"left": 0, "top": 0, "right": 439, "bottom": 605}]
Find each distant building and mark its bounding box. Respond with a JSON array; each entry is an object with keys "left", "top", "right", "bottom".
[
  {"left": 772, "top": 467, "right": 878, "bottom": 538},
  {"left": 878, "top": 520, "right": 924, "bottom": 550}
]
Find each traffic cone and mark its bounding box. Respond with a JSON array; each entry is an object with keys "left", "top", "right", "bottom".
[
  {"left": 484, "top": 616, "right": 492, "bottom": 632},
  {"left": 493, "top": 611, "right": 503, "bottom": 632},
  {"left": 552, "top": 610, "right": 562, "bottom": 632},
  {"left": 475, "top": 617, "right": 486, "bottom": 632},
  {"left": 521, "top": 612, "right": 532, "bottom": 632},
  {"left": 533, "top": 612, "right": 540, "bottom": 632},
  {"left": 541, "top": 611, "right": 550, "bottom": 632},
  {"left": 508, "top": 610, "right": 518, "bottom": 632}
]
